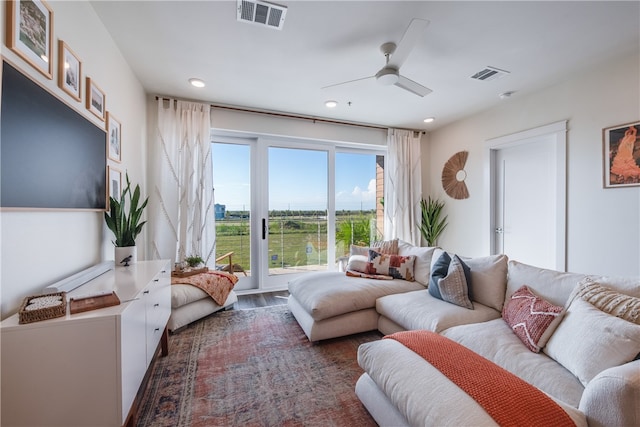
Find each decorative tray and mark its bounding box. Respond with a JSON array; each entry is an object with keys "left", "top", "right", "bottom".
[
  {"left": 18, "top": 292, "right": 67, "bottom": 324},
  {"left": 171, "top": 267, "right": 209, "bottom": 278}
]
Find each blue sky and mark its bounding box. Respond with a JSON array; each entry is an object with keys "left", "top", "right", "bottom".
[{"left": 212, "top": 143, "right": 377, "bottom": 211}]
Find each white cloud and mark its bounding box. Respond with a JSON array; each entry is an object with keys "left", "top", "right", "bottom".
[{"left": 351, "top": 179, "right": 376, "bottom": 202}]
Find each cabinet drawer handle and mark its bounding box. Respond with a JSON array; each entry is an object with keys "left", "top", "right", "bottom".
[
  {"left": 154, "top": 303, "right": 159, "bottom": 307},
  {"left": 154, "top": 279, "right": 159, "bottom": 282},
  {"left": 155, "top": 328, "right": 160, "bottom": 332},
  {"left": 143, "top": 290, "right": 150, "bottom": 294}
]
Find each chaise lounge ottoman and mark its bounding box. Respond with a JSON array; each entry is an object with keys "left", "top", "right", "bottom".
[{"left": 288, "top": 242, "right": 437, "bottom": 341}]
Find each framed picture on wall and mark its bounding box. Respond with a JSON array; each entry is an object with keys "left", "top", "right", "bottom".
[
  {"left": 108, "top": 166, "right": 122, "bottom": 202},
  {"left": 6, "top": 0, "right": 54, "bottom": 79},
  {"left": 603, "top": 121, "right": 640, "bottom": 188},
  {"left": 86, "top": 77, "right": 106, "bottom": 120},
  {"left": 58, "top": 40, "right": 82, "bottom": 101},
  {"left": 106, "top": 112, "right": 122, "bottom": 162}
]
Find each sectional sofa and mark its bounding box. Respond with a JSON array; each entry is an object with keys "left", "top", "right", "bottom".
[{"left": 287, "top": 241, "right": 640, "bottom": 427}]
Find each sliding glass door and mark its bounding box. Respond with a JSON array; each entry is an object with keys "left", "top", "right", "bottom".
[{"left": 213, "top": 135, "right": 384, "bottom": 291}]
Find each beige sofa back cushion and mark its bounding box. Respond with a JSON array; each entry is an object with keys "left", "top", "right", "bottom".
[
  {"left": 397, "top": 241, "right": 437, "bottom": 286},
  {"left": 430, "top": 249, "right": 508, "bottom": 312},
  {"left": 506, "top": 260, "right": 588, "bottom": 307}
]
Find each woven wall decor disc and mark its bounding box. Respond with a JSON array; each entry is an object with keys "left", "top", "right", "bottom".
[{"left": 442, "top": 151, "right": 470, "bottom": 200}]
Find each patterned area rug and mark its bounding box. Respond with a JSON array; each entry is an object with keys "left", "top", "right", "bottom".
[{"left": 138, "top": 305, "right": 381, "bottom": 426}]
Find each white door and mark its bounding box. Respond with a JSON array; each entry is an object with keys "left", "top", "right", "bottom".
[{"left": 486, "top": 121, "right": 567, "bottom": 270}]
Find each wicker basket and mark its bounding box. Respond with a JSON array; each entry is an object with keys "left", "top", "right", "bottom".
[{"left": 18, "top": 292, "right": 67, "bottom": 324}]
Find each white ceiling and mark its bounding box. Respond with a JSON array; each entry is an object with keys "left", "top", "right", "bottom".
[{"left": 91, "top": 1, "right": 640, "bottom": 131}]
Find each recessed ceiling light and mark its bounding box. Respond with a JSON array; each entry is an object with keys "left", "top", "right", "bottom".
[
  {"left": 423, "top": 117, "right": 435, "bottom": 123},
  {"left": 325, "top": 100, "right": 338, "bottom": 108},
  {"left": 189, "top": 78, "right": 205, "bottom": 88}
]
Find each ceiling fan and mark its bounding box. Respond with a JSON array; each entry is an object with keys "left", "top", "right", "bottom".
[{"left": 322, "top": 18, "right": 432, "bottom": 97}]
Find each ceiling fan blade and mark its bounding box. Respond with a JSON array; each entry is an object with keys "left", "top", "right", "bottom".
[
  {"left": 321, "top": 75, "right": 374, "bottom": 90},
  {"left": 395, "top": 75, "right": 432, "bottom": 97},
  {"left": 388, "top": 18, "right": 429, "bottom": 69}
]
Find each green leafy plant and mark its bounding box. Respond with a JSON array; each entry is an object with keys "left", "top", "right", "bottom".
[
  {"left": 185, "top": 255, "right": 204, "bottom": 268},
  {"left": 104, "top": 173, "right": 149, "bottom": 247},
  {"left": 419, "top": 197, "right": 448, "bottom": 247},
  {"left": 336, "top": 214, "right": 373, "bottom": 254}
]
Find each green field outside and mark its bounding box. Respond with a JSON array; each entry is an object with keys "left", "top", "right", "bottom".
[{"left": 215, "top": 211, "right": 378, "bottom": 272}]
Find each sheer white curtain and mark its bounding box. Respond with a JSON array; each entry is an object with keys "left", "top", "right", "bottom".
[
  {"left": 384, "top": 128, "right": 422, "bottom": 245},
  {"left": 149, "top": 99, "right": 216, "bottom": 266}
]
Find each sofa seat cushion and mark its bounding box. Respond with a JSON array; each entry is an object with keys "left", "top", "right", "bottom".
[
  {"left": 288, "top": 271, "right": 424, "bottom": 321},
  {"left": 442, "top": 318, "right": 585, "bottom": 407},
  {"left": 357, "top": 339, "right": 587, "bottom": 427},
  {"left": 376, "top": 290, "right": 501, "bottom": 333}
]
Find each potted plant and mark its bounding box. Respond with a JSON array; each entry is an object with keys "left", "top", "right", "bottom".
[
  {"left": 419, "top": 196, "right": 448, "bottom": 247},
  {"left": 184, "top": 255, "right": 204, "bottom": 269},
  {"left": 104, "top": 173, "right": 149, "bottom": 266}
]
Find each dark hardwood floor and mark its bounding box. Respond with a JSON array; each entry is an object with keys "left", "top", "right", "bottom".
[{"left": 235, "top": 290, "right": 289, "bottom": 309}]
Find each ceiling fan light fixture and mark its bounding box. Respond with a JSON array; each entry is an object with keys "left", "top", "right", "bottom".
[
  {"left": 189, "top": 78, "right": 205, "bottom": 88},
  {"left": 375, "top": 68, "right": 399, "bottom": 86},
  {"left": 324, "top": 100, "right": 338, "bottom": 108}
]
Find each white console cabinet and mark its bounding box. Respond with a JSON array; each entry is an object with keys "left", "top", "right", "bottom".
[{"left": 1, "top": 260, "right": 171, "bottom": 427}]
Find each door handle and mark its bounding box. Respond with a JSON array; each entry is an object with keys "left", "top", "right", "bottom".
[{"left": 262, "top": 218, "right": 266, "bottom": 240}]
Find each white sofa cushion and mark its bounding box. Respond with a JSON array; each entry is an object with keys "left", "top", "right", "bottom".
[
  {"left": 376, "top": 290, "right": 501, "bottom": 333},
  {"left": 463, "top": 254, "right": 508, "bottom": 312},
  {"left": 544, "top": 297, "right": 640, "bottom": 387},
  {"left": 431, "top": 249, "right": 508, "bottom": 312},
  {"left": 397, "top": 241, "right": 437, "bottom": 286},
  {"left": 442, "top": 318, "right": 585, "bottom": 407},
  {"left": 288, "top": 271, "right": 424, "bottom": 321},
  {"left": 506, "top": 260, "right": 587, "bottom": 307}
]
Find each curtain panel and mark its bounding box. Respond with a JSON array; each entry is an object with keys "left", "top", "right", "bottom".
[
  {"left": 150, "top": 99, "right": 215, "bottom": 266},
  {"left": 384, "top": 129, "right": 422, "bottom": 245}
]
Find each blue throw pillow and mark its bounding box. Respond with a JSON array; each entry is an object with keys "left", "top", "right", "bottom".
[
  {"left": 429, "top": 252, "right": 451, "bottom": 300},
  {"left": 429, "top": 252, "right": 474, "bottom": 309}
]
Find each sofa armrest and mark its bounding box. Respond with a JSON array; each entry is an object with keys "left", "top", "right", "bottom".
[{"left": 579, "top": 359, "right": 640, "bottom": 427}]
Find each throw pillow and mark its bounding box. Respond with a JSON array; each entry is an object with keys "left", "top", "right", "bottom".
[
  {"left": 544, "top": 297, "right": 640, "bottom": 386},
  {"left": 366, "top": 250, "right": 415, "bottom": 281},
  {"left": 502, "top": 285, "right": 565, "bottom": 353},
  {"left": 438, "top": 255, "right": 473, "bottom": 309},
  {"left": 429, "top": 253, "right": 473, "bottom": 309},
  {"left": 371, "top": 238, "right": 399, "bottom": 255},
  {"left": 345, "top": 254, "right": 369, "bottom": 274},
  {"left": 568, "top": 277, "right": 640, "bottom": 325},
  {"left": 429, "top": 251, "right": 451, "bottom": 300},
  {"left": 350, "top": 245, "right": 370, "bottom": 257}
]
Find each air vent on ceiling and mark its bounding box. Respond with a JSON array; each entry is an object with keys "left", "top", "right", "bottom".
[
  {"left": 237, "top": 0, "right": 287, "bottom": 30},
  {"left": 470, "top": 66, "right": 510, "bottom": 81}
]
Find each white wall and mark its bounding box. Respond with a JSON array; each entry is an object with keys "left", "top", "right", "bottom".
[
  {"left": 0, "top": 2, "right": 147, "bottom": 318},
  {"left": 426, "top": 50, "right": 640, "bottom": 277}
]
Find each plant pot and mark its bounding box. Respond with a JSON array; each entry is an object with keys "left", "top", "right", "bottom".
[{"left": 115, "top": 246, "right": 137, "bottom": 267}]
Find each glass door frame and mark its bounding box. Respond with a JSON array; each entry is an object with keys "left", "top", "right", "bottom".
[
  {"left": 212, "top": 129, "right": 386, "bottom": 292},
  {"left": 257, "top": 136, "right": 335, "bottom": 290}
]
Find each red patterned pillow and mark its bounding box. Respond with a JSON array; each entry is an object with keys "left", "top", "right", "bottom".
[
  {"left": 366, "top": 250, "right": 415, "bottom": 281},
  {"left": 502, "top": 285, "right": 565, "bottom": 353}
]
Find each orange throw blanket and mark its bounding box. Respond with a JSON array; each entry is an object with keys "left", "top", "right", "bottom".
[
  {"left": 385, "top": 330, "right": 576, "bottom": 427},
  {"left": 171, "top": 271, "right": 238, "bottom": 306}
]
